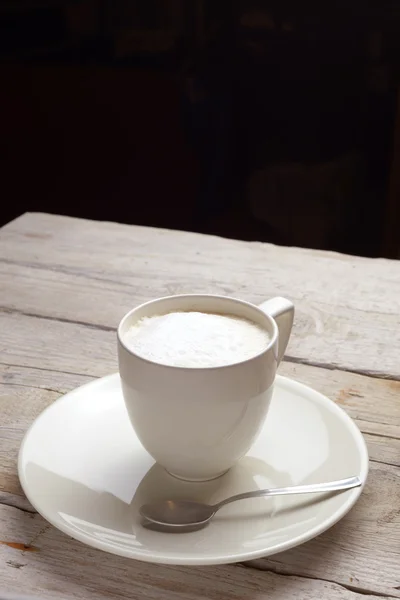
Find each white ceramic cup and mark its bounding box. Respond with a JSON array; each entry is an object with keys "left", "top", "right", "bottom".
[{"left": 117, "top": 294, "right": 294, "bottom": 481}]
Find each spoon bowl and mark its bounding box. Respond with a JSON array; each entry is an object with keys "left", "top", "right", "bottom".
[{"left": 141, "top": 500, "right": 216, "bottom": 527}]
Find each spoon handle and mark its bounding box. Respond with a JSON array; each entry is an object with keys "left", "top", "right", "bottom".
[{"left": 214, "top": 476, "right": 362, "bottom": 510}]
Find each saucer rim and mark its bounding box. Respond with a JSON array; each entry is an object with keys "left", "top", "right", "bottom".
[{"left": 18, "top": 373, "right": 369, "bottom": 566}]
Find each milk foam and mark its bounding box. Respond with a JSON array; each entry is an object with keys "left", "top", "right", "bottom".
[{"left": 123, "top": 311, "right": 270, "bottom": 368}]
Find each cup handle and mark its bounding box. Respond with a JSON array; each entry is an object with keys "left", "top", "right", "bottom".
[{"left": 258, "top": 297, "right": 294, "bottom": 365}]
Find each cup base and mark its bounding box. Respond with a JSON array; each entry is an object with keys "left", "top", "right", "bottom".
[{"left": 165, "top": 468, "right": 230, "bottom": 482}]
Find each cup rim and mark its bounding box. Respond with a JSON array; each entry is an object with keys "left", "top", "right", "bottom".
[{"left": 117, "top": 294, "right": 279, "bottom": 371}]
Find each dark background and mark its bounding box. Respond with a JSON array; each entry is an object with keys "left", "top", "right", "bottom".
[{"left": 1, "top": 0, "right": 400, "bottom": 257}]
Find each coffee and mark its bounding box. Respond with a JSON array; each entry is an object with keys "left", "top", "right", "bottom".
[{"left": 123, "top": 311, "right": 271, "bottom": 368}]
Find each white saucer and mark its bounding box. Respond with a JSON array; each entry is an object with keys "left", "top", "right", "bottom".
[{"left": 18, "top": 374, "right": 368, "bottom": 566}]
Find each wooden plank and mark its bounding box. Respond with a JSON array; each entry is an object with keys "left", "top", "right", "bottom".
[
  {"left": 0, "top": 364, "right": 93, "bottom": 395},
  {"left": 361, "top": 432, "right": 400, "bottom": 468},
  {"left": 0, "top": 502, "right": 397, "bottom": 600},
  {"left": 1, "top": 212, "right": 400, "bottom": 378},
  {"left": 0, "top": 312, "right": 117, "bottom": 378},
  {"left": 279, "top": 362, "right": 400, "bottom": 438}
]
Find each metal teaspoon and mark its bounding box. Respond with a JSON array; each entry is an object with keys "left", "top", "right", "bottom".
[{"left": 139, "top": 475, "right": 362, "bottom": 530}]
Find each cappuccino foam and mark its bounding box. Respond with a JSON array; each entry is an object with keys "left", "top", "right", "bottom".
[{"left": 123, "top": 311, "right": 270, "bottom": 368}]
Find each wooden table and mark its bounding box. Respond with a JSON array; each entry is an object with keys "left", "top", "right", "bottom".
[{"left": 0, "top": 212, "right": 399, "bottom": 600}]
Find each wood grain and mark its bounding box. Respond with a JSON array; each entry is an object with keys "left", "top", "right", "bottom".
[
  {"left": 0, "top": 502, "right": 398, "bottom": 600},
  {"left": 1, "top": 213, "right": 400, "bottom": 378},
  {"left": 0, "top": 213, "right": 399, "bottom": 600}
]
